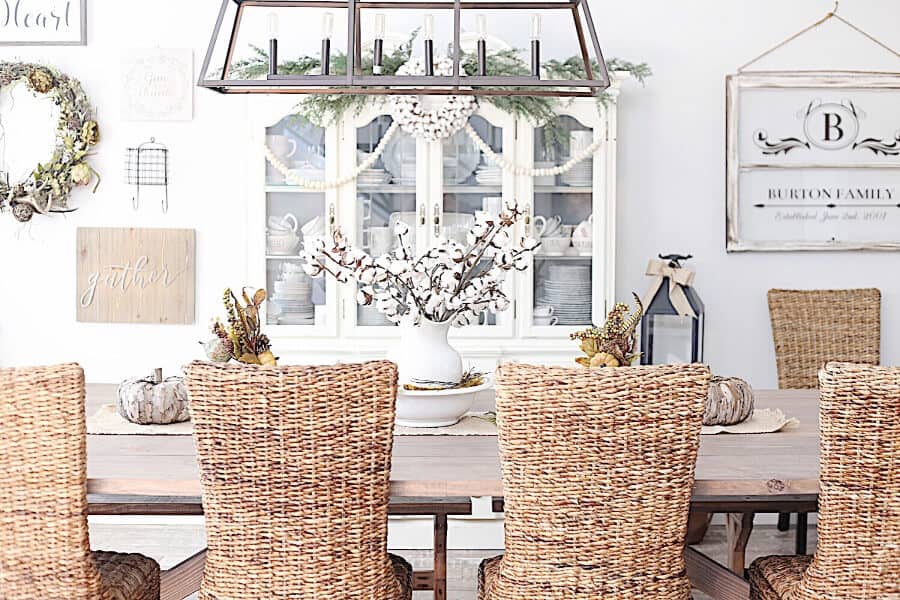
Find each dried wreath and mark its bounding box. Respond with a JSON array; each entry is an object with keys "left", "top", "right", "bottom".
[{"left": 0, "top": 62, "right": 100, "bottom": 223}]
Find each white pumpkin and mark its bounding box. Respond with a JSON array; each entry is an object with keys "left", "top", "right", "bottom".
[
  {"left": 704, "top": 376, "right": 754, "bottom": 426},
  {"left": 117, "top": 368, "right": 190, "bottom": 425}
]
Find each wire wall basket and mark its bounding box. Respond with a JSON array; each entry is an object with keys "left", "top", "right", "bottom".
[{"left": 125, "top": 138, "right": 169, "bottom": 212}]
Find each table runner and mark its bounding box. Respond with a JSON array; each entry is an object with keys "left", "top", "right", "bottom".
[
  {"left": 88, "top": 404, "right": 798, "bottom": 437},
  {"left": 87, "top": 404, "right": 497, "bottom": 436}
]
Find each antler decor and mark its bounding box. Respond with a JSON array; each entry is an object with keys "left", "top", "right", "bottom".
[{"left": 572, "top": 293, "right": 643, "bottom": 368}]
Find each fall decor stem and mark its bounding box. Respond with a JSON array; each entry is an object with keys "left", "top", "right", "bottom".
[{"left": 212, "top": 288, "right": 277, "bottom": 366}]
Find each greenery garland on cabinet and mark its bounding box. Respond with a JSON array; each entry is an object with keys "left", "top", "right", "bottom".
[
  {"left": 230, "top": 34, "right": 650, "bottom": 143},
  {"left": 0, "top": 62, "right": 100, "bottom": 223}
]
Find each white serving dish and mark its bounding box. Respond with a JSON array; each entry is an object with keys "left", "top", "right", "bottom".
[{"left": 395, "top": 376, "right": 493, "bottom": 428}]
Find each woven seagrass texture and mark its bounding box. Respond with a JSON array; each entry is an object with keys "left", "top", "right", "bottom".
[
  {"left": 0, "top": 363, "right": 160, "bottom": 600},
  {"left": 749, "top": 362, "right": 900, "bottom": 600},
  {"left": 184, "top": 360, "right": 411, "bottom": 600},
  {"left": 767, "top": 289, "right": 881, "bottom": 389},
  {"left": 479, "top": 363, "right": 711, "bottom": 599}
]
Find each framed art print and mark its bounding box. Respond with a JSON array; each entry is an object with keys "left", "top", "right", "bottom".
[
  {"left": 726, "top": 73, "right": 900, "bottom": 251},
  {"left": 0, "top": 0, "right": 86, "bottom": 45}
]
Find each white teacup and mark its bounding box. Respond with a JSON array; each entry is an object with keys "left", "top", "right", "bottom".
[
  {"left": 533, "top": 315, "right": 559, "bottom": 326},
  {"left": 534, "top": 215, "right": 563, "bottom": 238},
  {"left": 573, "top": 214, "right": 594, "bottom": 240},
  {"left": 533, "top": 305, "right": 555, "bottom": 318},
  {"left": 302, "top": 215, "right": 327, "bottom": 237},
  {"left": 268, "top": 213, "right": 298, "bottom": 233}
]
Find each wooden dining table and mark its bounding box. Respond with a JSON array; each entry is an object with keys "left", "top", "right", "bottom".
[{"left": 85, "top": 385, "right": 820, "bottom": 600}]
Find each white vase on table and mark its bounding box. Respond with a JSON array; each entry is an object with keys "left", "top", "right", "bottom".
[
  {"left": 390, "top": 318, "right": 463, "bottom": 386},
  {"left": 389, "top": 318, "right": 470, "bottom": 428}
]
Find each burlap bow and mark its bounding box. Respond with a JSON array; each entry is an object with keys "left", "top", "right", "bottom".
[{"left": 641, "top": 259, "right": 697, "bottom": 318}]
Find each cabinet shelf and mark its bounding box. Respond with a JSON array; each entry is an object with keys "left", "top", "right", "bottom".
[
  {"left": 534, "top": 253, "right": 593, "bottom": 260},
  {"left": 534, "top": 186, "right": 593, "bottom": 194}
]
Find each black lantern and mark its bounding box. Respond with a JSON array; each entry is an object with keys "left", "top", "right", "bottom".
[{"left": 640, "top": 254, "right": 705, "bottom": 365}]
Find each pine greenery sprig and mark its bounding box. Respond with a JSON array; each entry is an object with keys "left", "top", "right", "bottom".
[{"left": 227, "top": 39, "right": 650, "bottom": 139}]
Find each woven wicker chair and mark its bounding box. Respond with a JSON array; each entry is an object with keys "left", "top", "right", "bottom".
[
  {"left": 0, "top": 363, "right": 160, "bottom": 600},
  {"left": 184, "top": 360, "right": 412, "bottom": 600},
  {"left": 767, "top": 288, "right": 881, "bottom": 390},
  {"left": 478, "top": 362, "right": 711, "bottom": 599},
  {"left": 749, "top": 362, "right": 900, "bottom": 599},
  {"left": 768, "top": 288, "right": 882, "bottom": 544}
]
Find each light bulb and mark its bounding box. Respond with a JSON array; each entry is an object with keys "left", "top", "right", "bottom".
[
  {"left": 476, "top": 14, "right": 487, "bottom": 40},
  {"left": 375, "top": 13, "right": 386, "bottom": 38},
  {"left": 531, "top": 14, "right": 542, "bottom": 40},
  {"left": 267, "top": 12, "right": 279, "bottom": 38},
  {"left": 423, "top": 14, "right": 434, "bottom": 40},
  {"left": 322, "top": 12, "right": 334, "bottom": 40}
]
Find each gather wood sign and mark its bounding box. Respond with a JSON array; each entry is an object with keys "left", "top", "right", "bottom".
[{"left": 76, "top": 227, "right": 195, "bottom": 324}]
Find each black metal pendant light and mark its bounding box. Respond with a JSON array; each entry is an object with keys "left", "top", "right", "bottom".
[{"left": 198, "top": 0, "right": 610, "bottom": 97}]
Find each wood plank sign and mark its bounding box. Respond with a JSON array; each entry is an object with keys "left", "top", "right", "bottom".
[
  {"left": 726, "top": 73, "right": 900, "bottom": 251},
  {"left": 76, "top": 228, "right": 195, "bottom": 324},
  {"left": 0, "top": 0, "right": 87, "bottom": 45}
]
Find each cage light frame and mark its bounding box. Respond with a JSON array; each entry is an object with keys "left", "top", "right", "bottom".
[{"left": 198, "top": 0, "right": 611, "bottom": 97}]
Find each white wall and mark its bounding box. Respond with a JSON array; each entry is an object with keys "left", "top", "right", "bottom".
[{"left": 1, "top": 0, "right": 897, "bottom": 385}]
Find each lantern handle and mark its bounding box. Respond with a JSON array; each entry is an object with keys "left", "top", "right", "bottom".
[{"left": 658, "top": 253, "right": 693, "bottom": 268}]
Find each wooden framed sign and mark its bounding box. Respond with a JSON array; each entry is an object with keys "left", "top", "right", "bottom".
[
  {"left": 76, "top": 228, "right": 195, "bottom": 324},
  {"left": 726, "top": 73, "right": 900, "bottom": 252},
  {"left": 0, "top": 0, "right": 87, "bottom": 46}
]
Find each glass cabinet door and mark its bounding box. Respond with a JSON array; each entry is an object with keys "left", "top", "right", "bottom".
[
  {"left": 440, "top": 111, "right": 516, "bottom": 337},
  {"left": 525, "top": 113, "right": 602, "bottom": 336},
  {"left": 263, "top": 114, "right": 336, "bottom": 334},
  {"left": 347, "top": 114, "right": 423, "bottom": 332}
]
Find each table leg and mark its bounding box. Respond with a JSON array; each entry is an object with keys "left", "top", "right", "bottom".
[
  {"left": 795, "top": 512, "right": 808, "bottom": 555},
  {"left": 160, "top": 549, "right": 206, "bottom": 600},
  {"left": 725, "top": 512, "right": 754, "bottom": 575},
  {"left": 433, "top": 513, "right": 448, "bottom": 600},
  {"left": 684, "top": 547, "right": 750, "bottom": 600}
]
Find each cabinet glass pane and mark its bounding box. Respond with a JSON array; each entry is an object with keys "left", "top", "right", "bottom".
[
  {"left": 532, "top": 116, "right": 594, "bottom": 327},
  {"left": 356, "top": 115, "right": 415, "bottom": 327},
  {"left": 443, "top": 115, "right": 503, "bottom": 328},
  {"left": 265, "top": 115, "right": 328, "bottom": 327},
  {"left": 266, "top": 115, "right": 325, "bottom": 187}
]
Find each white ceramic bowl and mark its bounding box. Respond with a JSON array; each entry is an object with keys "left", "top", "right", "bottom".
[
  {"left": 539, "top": 236, "right": 572, "bottom": 255},
  {"left": 395, "top": 376, "right": 493, "bottom": 428},
  {"left": 573, "top": 238, "right": 593, "bottom": 253},
  {"left": 267, "top": 233, "right": 300, "bottom": 255}
]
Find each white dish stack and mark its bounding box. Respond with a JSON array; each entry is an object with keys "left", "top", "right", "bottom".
[
  {"left": 560, "top": 159, "right": 593, "bottom": 187},
  {"left": 560, "top": 130, "right": 594, "bottom": 187},
  {"left": 538, "top": 264, "right": 592, "bottom": 325},
  {"left": 270, "top": 267, "right": 315, "bottom": 325},
  {"left": 474, "top": 164, "right": 502, "bottom": 186}
]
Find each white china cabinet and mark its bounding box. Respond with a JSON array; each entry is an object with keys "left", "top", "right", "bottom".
[{"left": 247, "top": 75, "right": 625, "bottom": 367}]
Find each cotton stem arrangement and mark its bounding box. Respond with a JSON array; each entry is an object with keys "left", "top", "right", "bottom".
[{"left": 302, "top": 205, "right": 540, "bottom": 327}]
